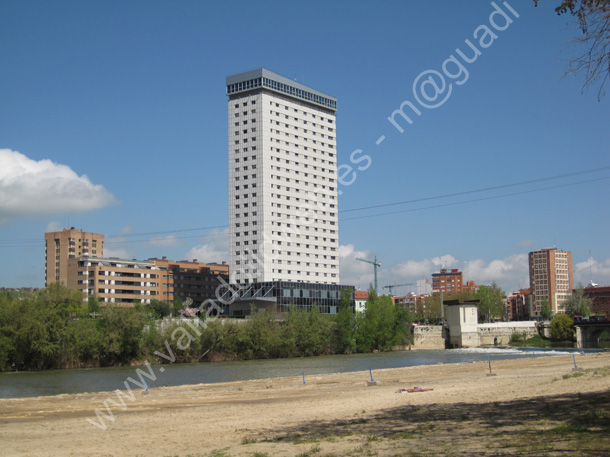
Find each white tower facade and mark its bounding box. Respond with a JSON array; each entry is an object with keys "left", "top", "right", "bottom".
[{"left": 227, "top": 69, "right": 339, "bottom": 286}]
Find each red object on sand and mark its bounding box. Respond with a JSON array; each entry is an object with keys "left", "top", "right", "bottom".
[{"left": 396, "top": 387, "right": 434, "bottom": 393}]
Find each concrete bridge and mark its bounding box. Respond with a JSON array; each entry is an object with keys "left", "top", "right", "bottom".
[{"left": 575, "top": 321, "right": 610, "bottom": 348}]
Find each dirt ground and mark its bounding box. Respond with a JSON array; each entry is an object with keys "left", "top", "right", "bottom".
[{"left": 1, "top": 353, "right": 610, "bottom": 457}]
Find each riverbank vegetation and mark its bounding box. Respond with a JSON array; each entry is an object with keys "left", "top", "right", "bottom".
[{"left": 0, "top": 285, "right": 413, "bottom": 371}]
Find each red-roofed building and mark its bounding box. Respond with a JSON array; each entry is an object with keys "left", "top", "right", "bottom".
[{"left": 355, "top": 290, "right": 368, "bottom": 313}]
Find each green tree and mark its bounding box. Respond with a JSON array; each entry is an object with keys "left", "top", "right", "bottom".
[
  {"left": 147, "top": 299, "right": 172, "bottom": 318},
  {"left": 282, "top": 305, "right": 333, "bottom": 357},
  {"left": 238, "top": 308, "right": 281, "bottom": 359},
  {"left": 549, "top": 313, "right": 574, "bottom": 341},
  {"left": 173, "top": 296, "right": 184, "bottom": 317},
  {"left": 334, "top": 289, "right": 356, "bottom": 353},
  {"left": 87, "top": 295, "right": 101, "bottom": 315},
  {"left": 563, "top": 285, "right": 592, "bottom": 317},
  {"left": 535, "top": 0, "right": 610, "bottom": 99},
  {"left": 421, "top": 294, "right": 441, "bottom": 322},
  {"left": 98, "top": 305, "right": 148, "bottom": 365},
  {"left": 540, "top": 298, "right": 553, "bottom": 320},
  {"left": 475, "top": 282, "right": 506, "bottom": 323},
  {"left": 355, "top": 288, "right": 408, "bottom": 352}
]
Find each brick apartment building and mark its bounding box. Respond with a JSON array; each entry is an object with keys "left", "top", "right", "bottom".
[
  {"left": 151, "top": 257, "right": 229, "bottom": 308},
  {"left": 528, "top": 248, "right": 573, "bottom": 315},
  {"left": 45, "top": 228, "right": 104, "bottom": 286},
  {"left": 432, "top": 268, "right": 463, "bottom": 294},
  {"left": 581, "top": 285, "right": 610, "bottom": 316},
  {"left": 507, "top": 288, "right": 532, "bottom": 321},
  {"left": 431, "top": 268, "right": 477, "bottom": 295}
]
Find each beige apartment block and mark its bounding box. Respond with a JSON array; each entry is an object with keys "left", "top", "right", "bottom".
[
  {"left": 67, "top": 257, "right": 164, "bottom": 305},
  {"left": 45, "top": 228, "right": 104, "bottom": 286}
]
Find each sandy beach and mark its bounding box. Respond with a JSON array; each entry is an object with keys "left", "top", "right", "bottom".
[{"left": 1, "top": 353, "right": 610, "bottom": 457}]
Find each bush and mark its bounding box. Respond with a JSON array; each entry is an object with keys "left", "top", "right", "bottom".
[
  {"left": 550, "top": 314, "right": 574, "bottom": 342},
  {"left": 510, "top": 331, "right": 524, "bottom": 344}
]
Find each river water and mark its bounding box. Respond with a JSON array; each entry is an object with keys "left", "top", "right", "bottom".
[{"left": 0, "top": 347, "right": 594, "bottom": 399}]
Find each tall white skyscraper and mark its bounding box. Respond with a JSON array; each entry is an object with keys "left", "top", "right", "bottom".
[{"left": 226, "top": 68, "right": 340, "bottom": 287}]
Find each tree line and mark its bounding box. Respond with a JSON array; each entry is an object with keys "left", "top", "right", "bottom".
[{"left": 0, "top": 284, "right": 413, "bottom": 372}]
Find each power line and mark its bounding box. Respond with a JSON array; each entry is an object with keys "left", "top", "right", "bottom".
[
  {"left": 340, "top": 176, "right": 610, "bottom": 221},
  {"left": 340, "top": 165, "right": 610, "bottom": 214},
  {"left": 107, "top": 225, "right": 228, "bottom": 239}
]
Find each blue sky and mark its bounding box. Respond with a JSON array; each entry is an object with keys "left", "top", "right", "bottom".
[{"left": 1, "top": 0, "right": 609, "bottom": 294}]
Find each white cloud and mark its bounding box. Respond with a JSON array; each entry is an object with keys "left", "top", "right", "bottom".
[
  {"left": 146, "top": 234, "right": 183, "bottom": 248},
  {"left": 45, "top": 221, "right": 62, "bottom": 232},
  {"left": 0, "top": 149, "right": 117, "bottom": 225},
  {"left": 103, "top": 235, "right": 135, "bottom": 260},
  {"left": 574, "top": 257, "right": 610, "bottom": 286},
  {"left": 341, "top": 243, "right": 531, "bottom": 294},
  {"left": 184, "top": 229, "right": 229, "bottom": 264},
  {"left": 462, "top": 254, "right": 529, "bottom": 290}
]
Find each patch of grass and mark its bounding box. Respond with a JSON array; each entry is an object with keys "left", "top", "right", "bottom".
[
  {"left": 252, "top": 453, "right": 269, "bottom": 457},
  {"left": 291, "top": 435, "right": 319, "bottom": 445},
  {"left": 296, "top": 444, "right": 322, "bottom": 457},
  {"left": 415, "top": 423, "right": 435, "bottom": 433},
  {"left": 546, "top": 423, "right": 592, "bottom": 434},
  {"left": 563, "top": 371, "right": 585, "bottom": 380},
  {"left": 208, "top": 450, "right": 230, "bottom": 457},
  {"left": 366, "top": 434, "right": 379, "bottom": 442},
  {"left": 241, "top": 437, "right": 257, "bottom": 445},
  {"left": 390, "top": 431, "right": 416, "bottom": 440},
  {"left": 593, "top": 367, "right": 610, "bottom": 377}
]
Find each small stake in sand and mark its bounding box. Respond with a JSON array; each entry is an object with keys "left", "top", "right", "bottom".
[
  {"left": 572, "top": 353, "right": 584, "bottom": 372},
  {"left": 302, "top": 372, "right": 306, "bottom": 385},
  {"left": 367, "top": 368, "right": 379, "bottom": 386},
  {"left": 142, "top": 379, "right": 150, "bottom": 395},
  {"left": 486, "top": 355, "right": 497, "bottom": 377}
]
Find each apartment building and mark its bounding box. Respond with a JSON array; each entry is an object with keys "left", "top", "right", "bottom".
[
  {"left": 67, "top": 257, "right": 163, "bottom": 305},
  {"left": 528, "top": 248, "right": 573, "bottom": 315},
  {"left": 45, "top": 228, "right": 104, "bottom": 286},
  {"left": 66, "top": 256, "right": 230, "bottom": 306},
  {"left": 227, "top": 68, "right": 339, "bottom": 285},
  {"left": 225, "top": 68, "right": 353, "bottom": 314},
  {"left": 432, "top": 268, "right": 464, "bottom": 294},
  {"left": 507, "top": 288, "right": 532, "bottom": 321},
  {"left": 151, "top": 257, "right": 229, "bottom": 308},
  {"left": 581, "top": 285, "right": 610, "bottom": 316}
]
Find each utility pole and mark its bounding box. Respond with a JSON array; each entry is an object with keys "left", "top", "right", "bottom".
[{"left": 356, "top": 256, "right": 382, "bottom": 294}]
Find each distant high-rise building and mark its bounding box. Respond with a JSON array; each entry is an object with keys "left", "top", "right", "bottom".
[
  {"left": 226, "top": 68, "right": 339, "bottom": 285},
  {"left": 528, "top": 248, "right": 573, "bottom": 315},
  {"left": 432, "top": 268, "right": 464, "bottom": 294},
  {"left": 44, "top": 228, "right": 104, "bottom": 286}
]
